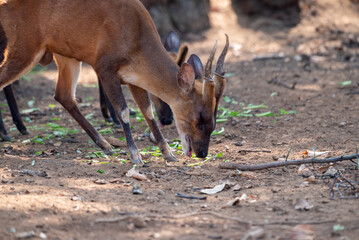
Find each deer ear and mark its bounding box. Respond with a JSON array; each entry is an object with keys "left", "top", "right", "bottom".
[
  {"left": 164, "top": 31, "right": 180, "bottom": 53},
  {"left": 187, "top": 54, "right": 203, "bottom": 80},
  {"left": 177, "top": 63, "right": 195, "bottom": 93}
]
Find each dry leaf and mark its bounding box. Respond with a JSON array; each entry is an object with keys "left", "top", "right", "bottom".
[
  {"left": 224, "top": 197, "right": 241, "bottom": 207},
  {"left": 233, "top": 184, "right": 242, "bottom": 191},
  {"left": 126, "top": 167, "right": 149, "bottom": 181},
  {"left": 44, "top": 149, "right": 57, "bottom": 155},
  {"left": 93, "top": 179, "right": 107, "bottom": 185},
  {"left": 109, "top": 178, "right": 126, "bottom": 184},
  {"left": 200, "top": 183, "right": 226, "bottom": 195},
  {"left": 240, "top": 171, "right": 256, "bottom": 179},
  {"left": 306, "top": 175, "right": 316, "bottom": 184},
  {"left": 294, "top": 199, "right": 313, "bottom": 211},
  {"left": 291, "top": 224, "right": 315, "bottom": 240},
  {"left": 239, "top": 193, "right": 258, "bottom": 203},
  {"left": 105, "top": 136, "right": 126, "bottom": 147},
  {"left": 302, "top": 150, "right": 329, "bottom": 157},
  {"left": 241, "top": 227, "right": 265, "bottom": 240}
]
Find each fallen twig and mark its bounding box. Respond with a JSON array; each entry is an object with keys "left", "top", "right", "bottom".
[
  {"left": 92, "top": 216, "right": 129, "bottom": 224},
  {"left": 176, "top": 192, "right": 207, "bottom": 200},
  {"left": 173, "top": 211, "right": 251, "bottom": 225},
  {"left": 171, "top": 211, "right": 333, "bottom": 226},
  {"left": 252, "top": 53, "right": 286, "bottom": 61},
  {"left": 16, "top": 169, "right": 48, "bottom": 177},
  {"left": 238, "top": 149, "right": 271, "bottom": 153},
  {"left": 219, "top": 153, "right": 359, "bottom": 171},
  {"left": 268, "top": 77, "right": 296, "bottom": 90},
  {"left": 263, "top": 219, "right": 336, "bottom": 225}
]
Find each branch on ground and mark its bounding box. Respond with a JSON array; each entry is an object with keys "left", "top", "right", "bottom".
[{"left": 219, "top": 153, "right": 359, "bottom": 171}]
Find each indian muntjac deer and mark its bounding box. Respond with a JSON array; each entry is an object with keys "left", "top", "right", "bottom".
[{"left": 0, "top": 0, "right": 228, "bottom": 164}]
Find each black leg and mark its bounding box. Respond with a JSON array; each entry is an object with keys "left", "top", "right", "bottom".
[
  {"left": 0, "top": 109, "right": 11, "bottom": 141},
  {"left": 98, "top": 78, "right": 121, "bottom": 126},
  {"left": 4, "top": 84, "right": 28, "bottom": 135}
]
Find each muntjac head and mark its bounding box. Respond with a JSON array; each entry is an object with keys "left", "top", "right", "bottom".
[{"left": 174, "top": 34, "right": 229, "bottom": 158}]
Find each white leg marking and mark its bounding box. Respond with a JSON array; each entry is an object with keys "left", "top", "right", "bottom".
[
  {"left": 71, "top": 62, "right": 82, "bottom": 100},
  {"left": 121, "top": 108, "right": 130, "bottom": 123},
  {"left": 145, "top": 104, "right": 154, "bottom": 119}
]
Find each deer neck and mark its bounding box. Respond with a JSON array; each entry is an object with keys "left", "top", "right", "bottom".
[{"left": 120, "top": 39, "right": 181, "bottom": 107}]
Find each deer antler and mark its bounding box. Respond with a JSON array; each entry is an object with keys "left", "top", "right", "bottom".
[
  {"left": 204, "top": 40, "right": 217, "bottom": 81},
  {"left": 215, "top": 34, "right": 229, "bottom": 77}
]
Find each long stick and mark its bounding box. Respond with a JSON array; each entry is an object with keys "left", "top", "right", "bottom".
[{"left": 219, "top": 153, "right": 359, "bottom": 171}]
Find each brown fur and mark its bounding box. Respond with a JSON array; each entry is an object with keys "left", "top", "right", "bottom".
[{"left": 0, "top": 0, "right": 226, "bottom": 162}]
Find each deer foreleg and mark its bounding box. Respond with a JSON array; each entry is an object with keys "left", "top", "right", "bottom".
[
  {"left": 97, "top": 72, "right": 142, "bottom": 165},
  {"left": 128, "top": 84, "right": 177, "bottom": 162}
]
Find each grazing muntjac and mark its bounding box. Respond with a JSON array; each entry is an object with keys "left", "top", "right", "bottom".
[
  {"left": 99, "top": 31, "right": 188, "bottom": 127},
  {"left": 0, "top": 0, "right": 228, "bottom": 164}
]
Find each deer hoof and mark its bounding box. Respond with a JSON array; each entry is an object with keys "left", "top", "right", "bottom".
[
  {"left": 0, "top": 134, "right": 11, "bottom": 142},
  {"left": 131, "top": 152, "right": 143, "bottom": 165},
  {"left": 103, "top": 148, "right": 115, "bottom": 155},
  {"left": 164, "top": 155, "right": 178, "bottom": 162}
]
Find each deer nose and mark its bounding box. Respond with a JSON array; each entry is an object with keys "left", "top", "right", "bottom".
[
  {"left": 160, "top": 116, "right": 173, "bottom": 126},
  {"left": 196, "top": 150, "right": 207, "bottom": 159}
]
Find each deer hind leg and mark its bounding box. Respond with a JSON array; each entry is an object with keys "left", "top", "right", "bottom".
[
  {"left": 96, "top": 70, "right": 142, "bottom": 165},
  {"left": 0, "top": 109, "right": 10, "bottom": 141},
  {"left": 128, "top": 84, "right": 178, "bottom": 162},
  {"left": 4, "top": 84, "right": 28, "bottom": 135},
  {"left": 53, "top": 54, "right": 113, "bottom": 154},
  {"left": 98, "top": 79, "right": 121, "bottom": 126}
]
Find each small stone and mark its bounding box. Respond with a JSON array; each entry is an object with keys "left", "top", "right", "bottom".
[
  {"left": 324, "top": 166, "right": 337, "bottom": 178},
  {"left": 271, "top": 187, "right": 281, "bottom": 193},
  {"left": 15, "top": 231, "right": 35, "bottom": 239},
  {"left": 294, "top": 55, "right": 302, "bottom": 62},
  {"left": 300, "top": 171, "right": 312, "bottom": 178},
  {"left": 294, "top": 199, "right": 314, "bottom": 211},
  {"left": 157, "top": 190, "right": 165, "bottom": 196},
  {"left": 71, "top": 196, "right": 82, "bottom": 201},
  {"left": 299, "top": 181, "right": 310, "bottom": 188},
  {"left": 306, "top": 175, "right": 316, "bottom": 184},
  {"left": 232, "top": 184, "right": 242, "bottom": 191},
  {"left": 39, "top": 232, "right": 47, "bottom": 239},
  {"left": 132, "top": 184, "right": 143, "bottom": 195},
  {"left": 25, "top": 179, "right": 35, "bottom": 183},
  {"left": 132, "top": 217, "right": 147, "bottom": 228},
  {"left": 339, "top": 122, "right": 347, "bottom": 127},
  {"left": 10, "top": 186, "right": 15, "bottom": 190},
  {"left": 234, "top": 141, "right": 243, "bottom": 146},
  {"left": 272, "top": 156, "right": 279, "bottom": 161},
  {"left": 298, "top": 164, "right": 312, "bottom": 178},
  {"left": 93, "top": 179, "right": 107, "bottom": 185}
]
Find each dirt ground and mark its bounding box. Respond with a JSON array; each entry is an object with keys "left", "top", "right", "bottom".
[{"left": 1, "top": 0, "right": 359, "bottom": 239}]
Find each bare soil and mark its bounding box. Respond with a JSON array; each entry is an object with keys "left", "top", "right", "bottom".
[{"left": 1, "top": 0, "right": 359, "bottom": 239}]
